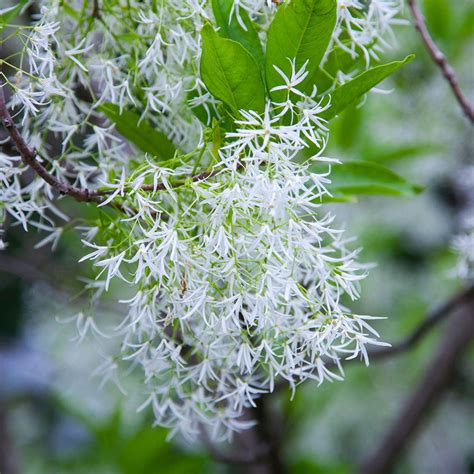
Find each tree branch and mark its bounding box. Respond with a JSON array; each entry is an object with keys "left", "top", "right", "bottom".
[
  {"left": 408, "top": 0, "right": 474, "bottom": 123},
  {"left": 357, "top": 284, "right": 474, "bottom": 473},
  {"left": 0, "top": 85, "right": 104, "bottom": 204},
  {"left": 368, "top": 285, "right": 474, "bottom": 360},
  {"left": 0, "top": 254, "right": 51, "bottom": 283}
]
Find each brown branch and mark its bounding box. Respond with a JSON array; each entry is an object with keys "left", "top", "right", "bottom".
[
  {"left": 368, "top": 285, "right": 474, "bottom": 360},
  {"left": 357, "top": 284, "right": 474, "bottom": 473},
  {"left": 0, "top": 85, "right": 104, "bottom": 204},
  {"left": 250, "top": 397, "right": 287, "bottom": 474},
  {"left": 408, "top": 0, "right": 474, "bottom": 123},
  {"left": 0, "top": 254, "right": 51, "bottom": 283}
]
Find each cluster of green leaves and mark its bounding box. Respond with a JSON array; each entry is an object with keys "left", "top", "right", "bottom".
[
  {"left": 309, "top": 161, "right": 423, "bottom": 203},
  {"left": 103, "top": 0, "right": 420, "bottom": 201}
]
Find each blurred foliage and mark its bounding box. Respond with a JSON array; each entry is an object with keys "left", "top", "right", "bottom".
[{"left": 16, "top": 396, "right": 216, "bottom": 474}]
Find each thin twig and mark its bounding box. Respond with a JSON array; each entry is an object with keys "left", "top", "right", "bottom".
[
  {"left": 86, "top": 161, "right": 243, "bottom": 197},
  {"left": 408, "top": 0, "right": 474, "bottom": 123},
  {"left": 140, "top": 169, "right": 216, "bottom": 192},
  {"left": 368, "top": 284, "right": 474, "bottom": 360}
]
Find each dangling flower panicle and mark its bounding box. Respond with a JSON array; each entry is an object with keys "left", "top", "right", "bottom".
[{"left": 0, "top": 0, "right": 404, "bottom": 440}]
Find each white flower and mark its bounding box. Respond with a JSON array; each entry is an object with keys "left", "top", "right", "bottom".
[{"left": 271, "top": 58, "right": 310, "bottom": 98}]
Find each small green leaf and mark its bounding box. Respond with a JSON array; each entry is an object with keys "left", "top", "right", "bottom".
[
  {"left": 265, "top": 0, "right": 337, "bottom": 102},
  {"left": 99, "top": 103, "right": 176, "bottom": 160},
  {"left": 308, "top": 160, "right": 423, "bottom": 202},
  {"left": 211, "top": 0, "right": 264, "bottom": 70},
  {"left": 200, "top": 24, "right": 265, "bottom": 113},
  {"left": 0, "top": 0, "right": 29, "bottom": 31},
  {"left": 322, "top": 55, "right": 415, "bottom": 120}
]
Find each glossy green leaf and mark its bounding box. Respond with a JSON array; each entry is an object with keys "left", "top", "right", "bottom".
[
  {"left": 211, "top": 0, "right": 264, "bottom": 69},
  {"left": 322, "top": 55, "right": 415, "bottom": 120},
  {"left": 99, "top": 103, "right": 176, "bottom": 159},
  {"left": 0, "top": 0, "right": 29, "bottom": 31},
  {"left": 265, "top": 0, "right": 337, "bottom": 102},
  {"left": 200, "top": 24, "right": 265, "bottom": 113},
  {"left": 308, "top": 160, "right": 423, "bottom": 202}
]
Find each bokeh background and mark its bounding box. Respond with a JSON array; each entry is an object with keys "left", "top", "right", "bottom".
[{"left": 1, "top": 1, "right": 473, "bottom": 473}]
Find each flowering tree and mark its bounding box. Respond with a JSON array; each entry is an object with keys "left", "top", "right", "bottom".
[{"left": 0, "top": 0, "right": 473, "bottom": 471}]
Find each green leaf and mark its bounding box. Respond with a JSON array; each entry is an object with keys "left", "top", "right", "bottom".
[
  {"left": 308, "top": 161, "right": 423, "bottom": 202},
  {"left": 330, "top": 103, "right": 364, "bottom": 150},
  {"left": 99, "top": 103, "right": 176, "bottom": 160},
  {"left": 265, "top": 0, "right": 337, "bottom": 102},
  {"left": 361, "top": 142, "right": 443, "bottom": 163},
  {"left": 322, "top": 55, "right": 415, "bottom": 120},
  {"left": 200, "top": 24, "right": 265, "bottom": 113},
  {"left": 211, "top": 0, "right": 264, "bottom": 70},
  {"left": 0, "top": 0, "right": 29, "bottom": 31}
]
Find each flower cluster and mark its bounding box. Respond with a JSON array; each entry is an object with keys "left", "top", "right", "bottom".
[
  {"left": 0, "top": 0, "right": 403, "bottom": 439},
  {"left": 77, "top": 69, "right": 389, "bottom": 439}
]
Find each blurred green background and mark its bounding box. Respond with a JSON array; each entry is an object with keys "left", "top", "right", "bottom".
[{"left": 0, "top": 1, "right": 473, "bottom": 473}]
